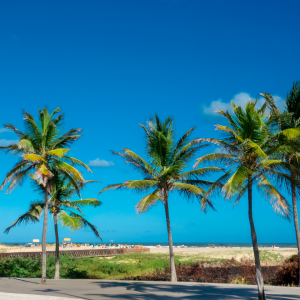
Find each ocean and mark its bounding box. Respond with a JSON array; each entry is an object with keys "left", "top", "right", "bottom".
[{"left": 2, "top": 242, "right": 298, "bottom": 248}]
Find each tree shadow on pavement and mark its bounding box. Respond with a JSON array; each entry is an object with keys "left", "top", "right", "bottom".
[
  {"left": 3, "top": 278, "right": 300, "bottom": 300},
  {"left": 85, "top": 281, "right": 300, "bottom": 300}
]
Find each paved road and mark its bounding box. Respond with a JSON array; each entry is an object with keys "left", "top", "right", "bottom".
[
  {"left": 0, "top": 278, "right": 299, "bottom": 300},
  {"left": 0, "top": 293, "right": 78, "bottom": 300}
]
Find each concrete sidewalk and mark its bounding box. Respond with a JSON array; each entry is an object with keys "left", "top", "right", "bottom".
[
  {"left": 0, "top": 278, "right": 299, "bottom": 300},
  {"left": 0, "top": 293, "right": 80, "bottom": 300}
]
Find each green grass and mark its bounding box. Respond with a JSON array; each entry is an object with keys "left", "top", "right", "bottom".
[
  {"left": 258, "top": 251, "right": 284, "bottom": 264},
  {"left": 75, "top": 253, "right": 174, "bottom": 279},
  {"left": 0, "top": 253, "right": 227, "bottom": 280},
  {"left": 0, "top": 251, "right": 287, "bottom": 280},
  {"left": 70, "top": 253, "right": 239, "bottom": 279},
  {"left": 0, "top": 253, "right": 175, "bottom": 279}
]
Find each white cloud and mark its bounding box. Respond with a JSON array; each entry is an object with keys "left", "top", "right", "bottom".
[
  {"left": 0, "top": 128, "right": 12, "bottom": 134},
  {"left": 0, "top": 139, "right": 18, "bottom": 146},
  {"left": 203, "top": 92, "right": 285, "bottom": 116},
  {"left": 88, "top": 158, "right": 115, "bottom": 167},
  {"left": 272, "top": 96, "right": 285, "bottom": 110},
  {"left": 213, "top": 147, "right": 228, "bottom": 154}
]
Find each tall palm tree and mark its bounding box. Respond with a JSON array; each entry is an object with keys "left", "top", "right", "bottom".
[
  {"left": 99, "top": 115, "right": 223, "bottom": 281},
  {"left": 5, "top": 173, "right": 101, "bottom": 279},
  {"left": 261, "top": 84, "right": 300, "bottom": 286},
  {"left": 195, "top": 100, "right": 300, "bottom": 300},
  {"left": 0, "top": 108, "right": 90, "bottom": 283}
]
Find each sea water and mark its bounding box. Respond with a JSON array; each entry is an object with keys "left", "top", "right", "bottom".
[{"left": 2, "top": 242, "right": 298, "bottom": 248}]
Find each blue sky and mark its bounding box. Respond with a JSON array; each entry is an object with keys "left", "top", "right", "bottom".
[{"left": 0, "top": 0, "right": 299, "bottom": 244}]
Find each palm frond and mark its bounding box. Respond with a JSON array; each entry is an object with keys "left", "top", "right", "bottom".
[
  {"left": 98, "top": 182, "right": 131, "bottom": 195},
  {"left": 194, "top": 153, "right": 238, "bottom": 168},
  {"left": 245, "top": 140, "right": 267, "bottom": 158},
  {"left": 68, "top": 198, "right": 102, "bottom": 208},
  {"left": 111, "top": 150, "right": 156, "bottom": 178},
  {"left": 63, "top": 156, "right": 92, "bottom": 172},
  {"left": 135, "top": 189, "right": 162, "bottom": 215},
  {"left": 170, "top": 127, "right": 196, "bottom": 161},
  {"left": 54, "top": 159, "right": 84, "bottom": 181},
  {"left": 281, "top": 128, "right": 300, "bottom": 139},
  {"left": 173, "top": 182, "right": 206, "bottom": 196},
  {"left": 58, "top": 211, "right": 82, "bottom": 230},
  {"left": 50, "top": 128, "right": 82, "bottom": 149},
  {"left": 181, "top": 167, "right": 223, "bottom": 179},
  {"left": 69, "top": 211, "right": 102, "bottom": 240},
  {"left": 4, "top": 201, "right": 44, "bottom": 234},
  {"left": 257, "top": 174, "right": 291, "bottom": 220},
  {"left": 22, "top": 154, "right": 45, "bottom": 163},
  {"left": 18, "top": 139, "right": 35, "bottom": 153},
  {"left": 47, "top": 148, "right": 70, "bottom": 158},
  {"left": 3, "top": 124, "right": 24, "bottom": 138},
  {"left": 123, "top": 149, "right": 156, "bottom": 177},
  {"left": 215, "top": 125, "right": 244, "bottom": 144},
  {"left": 0, "top": 160, "right": 31, "bottom": 190},
  {"left": 196, "top": 138, "right": 241, "bottom": 155},
  {"left": 233, "top": 182, "right": 248, "bottom": 207},
  {"left": 223, "top": 166, "right": 250, "bottom": 200},
  {"left": 0, "top": 143, "right": 22, "bottom": 155},
  {"left": 126, "top": 179, "right": 157, "bottom": 189},
  {"left": 6, "top": 166, "right": 34, "bottom": 193}
]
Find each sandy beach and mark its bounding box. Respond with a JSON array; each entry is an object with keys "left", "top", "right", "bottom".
[
  {"left": 0, "top": 244, "right": 297, "bottom": 265},
  {"left": 150, "top": 246, "right": 297, "bottom": 255},
  {"left": 150, "top": 247, "right": 297, "bottom": 264}
]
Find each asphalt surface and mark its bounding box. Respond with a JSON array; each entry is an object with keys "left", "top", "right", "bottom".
[
  {"left": 0, "top": 293, "right": 79, "bottom": 300},
  {"left": 0, "top": 278, "right": 299, "bottom": 300}
]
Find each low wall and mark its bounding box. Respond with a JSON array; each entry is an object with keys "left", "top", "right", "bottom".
[{"left": 0, "top": 248, "right": 150, "bottom": 260}]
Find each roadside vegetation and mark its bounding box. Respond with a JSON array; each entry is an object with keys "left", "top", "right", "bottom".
[{"left": 0, "top": 252, "right": 298, "bottom": 286}]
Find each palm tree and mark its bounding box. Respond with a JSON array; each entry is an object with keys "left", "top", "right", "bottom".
[
  {"left": 261, "top": 84, "right": 300, "bottom": 286},
  {"left": 195, "top": 99, "right": 300, "bottom": 300},
  {"left": 4, "top": 173, "right": 102, "bottom": 279},
  {"left": 99, "top": 115, "right": 223, "bottom": 281},
  {"left": 0, "top": 108, "right": 90, "bottom": 283}
]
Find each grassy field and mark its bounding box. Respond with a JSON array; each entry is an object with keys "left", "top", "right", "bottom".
[
  {"left": 0, "top": 250, "right": 292, "bottom": 280},
  {"left": 70, "top": 250, "right": 287, "bottom": 279}
]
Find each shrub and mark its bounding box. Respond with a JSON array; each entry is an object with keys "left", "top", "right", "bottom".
[
  {"left": 275, "top": 254, "right": 299, "bottom": 286},
  {"left": 0, "top": 254, "right": 88, "bottom": 279},
  {"left": 0, "top": 257, "right": 41, "bottom": 278},
  {"left": 134, "top": 258, "right": 278, "bottom": 285}
]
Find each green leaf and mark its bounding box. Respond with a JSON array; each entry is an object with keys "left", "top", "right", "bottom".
[
  {"left": 58, "top": 211, "right": 82, "bottom": 230},
  {"left": 246, "top": 140, "right": 267, "bottom": 158},
  {"left": 69, "top": 211, "right": 102, "bottom": 240},
  {"left": 135, "top": 189, "right": 162, "bottom": 215},
  {"left": 18, "top": 139, "right": 35, "bottom": 152},
  {"left": 4, "top": 201, "right": 44, "bottom": 234},
  {"left": 22, "top": 154, "right": 46, "bottom": 163},
  {"left": 126, "top": 180, "right": 157, "bottom": 189},
  {"left": 173, "top": 182, "right": 205, "bottom": 195},
  {"left": 54, "top": 160, "right": 84, "bottom": 181},
  {"left": 194, "top": 153, "right": 237, "bottom": 168},
  {"left": 257, "top": 174, "right": 291, "bottom": 220},
  {"left": 64, "top": 156, "right": 92, "bottom": 172},
  {"left": 181, "top": 167, "right": 223, "bottom": 179},
  {"left": 69, "top": 198, "right": 102, "bottom": 207},
  {"left": 123, "top": 149, "right": 156, "bottom": 176},
  {"left": 223, "top": 166, "right": 249, "bottom": 200},
  {"left": 281, "top": 128, "right": 300, "bottom": 139},
  {"left": 47, "top": 148, "right": 70, "bottom": 157}
]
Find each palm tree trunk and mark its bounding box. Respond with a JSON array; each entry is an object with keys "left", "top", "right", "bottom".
[
  {"left": 291, "top": 174, "right": 300, "bottom": 287},
  {"left": 248, "top": 175, "right": 266, "bottom": 300},
  {"left": 54, "top": 212, "right": 60, "bottom": 280},
  {"left": 41, "top": 190, "right": 49, "bottom": 283},
  {"left": 163, "top": 189, "right": 177, "bottom": 282}
]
